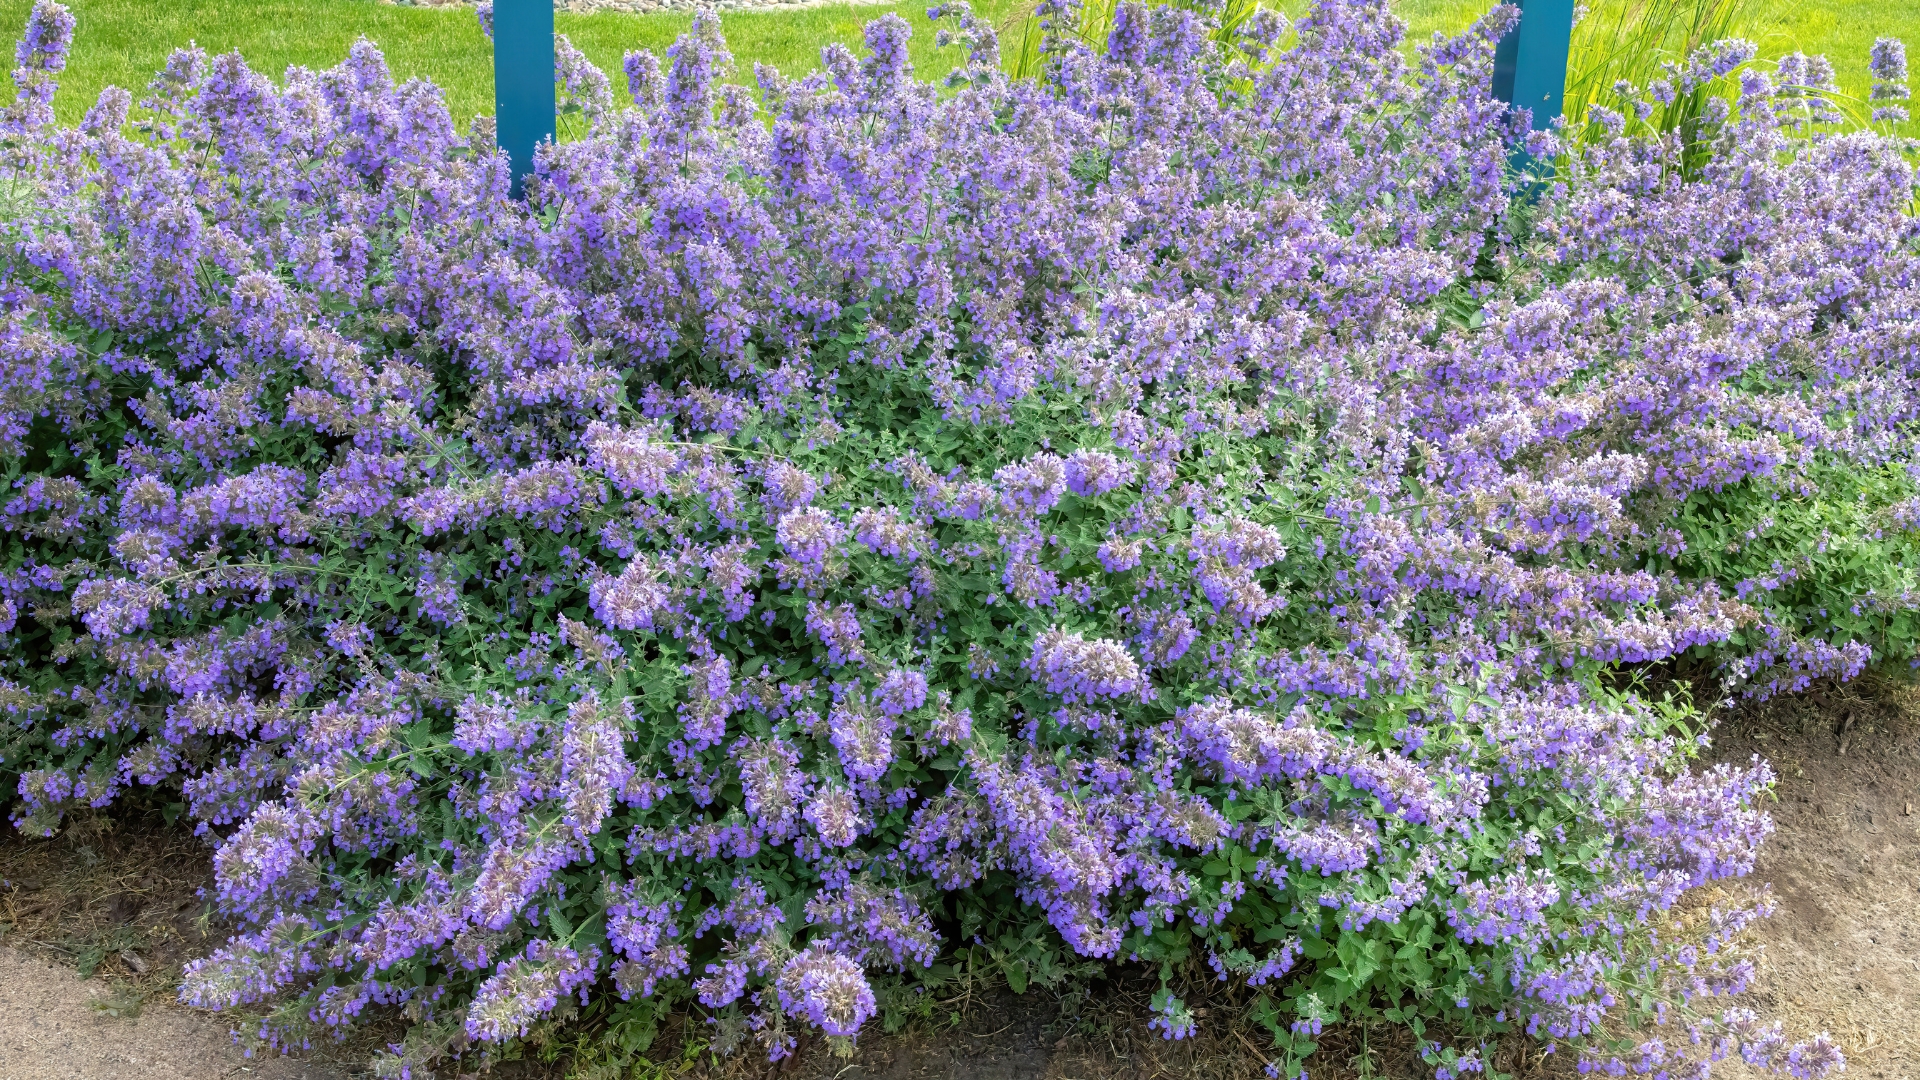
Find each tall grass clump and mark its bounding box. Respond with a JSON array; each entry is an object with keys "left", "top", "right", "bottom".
[
  {"left": 3, "top": 0, "right": 1916, "bottom": 1076},
  {"left": 1559, "top": 0, "right": 1763, "bottom": 176},
  {"left": 1561, "top": 0, "right": 1920, "bottom": 175},
  {"left": 999, "top": 0, "right": 1263, "bottom": 80}
]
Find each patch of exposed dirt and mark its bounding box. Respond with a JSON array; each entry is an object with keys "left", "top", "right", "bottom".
[
  {"left": 0, "top": 945, "right": 349, "bottom": 1080},
  {"left": 1707, "top": 677, "right": 1920, "bottom": 1080},
  {"left": 0, "top": 803, "right": 223, "bottom": 993}
]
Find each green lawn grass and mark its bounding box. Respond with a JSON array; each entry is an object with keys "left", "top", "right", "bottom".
[
  {"left": 0, "top": 0, "right": 1914, "bottom": 132},
  {"left": 1762, "top": 2, "right": 1920, "bottom": 128},
  {"left": 0, "top": 0, "right": 1024, "bottom": 125}
]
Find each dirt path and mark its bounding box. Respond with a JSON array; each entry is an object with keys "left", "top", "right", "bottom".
[{"left": 0, "top": 947, "right": 348, "bottom": 1080}]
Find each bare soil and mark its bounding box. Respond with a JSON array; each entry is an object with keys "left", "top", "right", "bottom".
[
  {"left": 0, "top": 946, "right": 348, "bottom": 1080},
  {"left": 1704, "top": 678, "right": 1920, "bottom": 1080},
  {"left": 0, "top": 678, "right": 1913, "bottom": 1080}
]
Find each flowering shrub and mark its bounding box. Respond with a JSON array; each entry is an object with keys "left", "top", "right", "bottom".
[{"left": 1, "top": 0, "right": 1914, "bottom": 1075}]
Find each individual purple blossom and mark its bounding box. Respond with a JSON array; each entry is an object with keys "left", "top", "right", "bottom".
[
  {"left": 1192, "top": 560, "right": 1281, "bottom": 625},
  {"left": 212, "top": 802, "right": 316, "bottom": 908},
  {"left": 1138, "top": 608, "right": 1197, "bottom": 667},
  {"left": 452, "top": 694, "right": 537, "bottom": 754},
  {"left": 776, "top": 506, "right": 844, "bottom": 585},
  {"left": 1870, "top": 37, "right": 1910, "bottom": 123},
  {"left": 70, "top": 577, "right": 163, "bottom": 638},
  {"left": 699, "top": 539, "right": 760, "bottom": 621},
  {"left": 871, "top": 668, "right": 928, "bottom": 717},
  {"left": 705, "top": 878, "right": 786, "bottom": 939},
  {"left": 851, "top": 506, "right": 925, "bottom": 561},
  {"left": 995, "top": 453, "right": 1067, "bottom": 516},
  {"left": 323, "top": 621, "right": 373, "bottom": 657},
  {"left": 178, "top": 915, "right": 321, "bottom": 1011},
  {"left": 413, "top": 552, "right": 466, "bottom": 625},
  {"left": 853, "top": 14, "right": 914, "bottom": 109},
  {"left": 590, "top": 556, "right": 670, "bottom": 632},
  {"left": 693, "top": 957, "right": 748, "bottom": 1009},
  {"left": 930, "top": 2, "right": 999, "bottom": 77},
  {"left": 678, "top": 650, "right": 733, "bottom": 751},
  {"left": 606, "top": 882, "right": 688, "bottom": 999},
  {"left": 1147, "top": 991, "right": 1197, "bottom": 1040},
  {"left": 465, "top": 941, "right": 599, "bottom": 1043},
  {"left": 623, "top": 48, "right": 662, "bottom": 109},
  {"left": 828, "top": 701, "right": 895, "bottom": 782},
  {"left": 585, "top": 423, "right": 680, "bottom": 498},
  {"left": 804, "top": 883, "right": 940, "bottom": 971},
  {"left": 1106, "top": 1, "right": 1149, "bottom": 68},
  {"left": 555, "top": 33, "right": 613, "bottom": 125},
  {"left": 1063, "top": 449, "right": 1135, "bottom": 497},
  {"left": 5, "top": 1, "right": 73, "bottom": 136},
  {"left": 921, "top": 696, "right": 972, "bottom": 748},
  {"left": 776, "top": 944, "right": 875, "bottom": 1036},
  {"left": 465, "top": 841, "right": 572, "bottom": 931},
  {"left": 1096, "top": 537, "right": 1144, "bottom": 572},
  {"left": 762, "top": 461, "right": 820, "bottom": 513},
  {"left": 1026, "top": 628, "right": 1146, "bottom": 704},
  {"left": 180, "top": 466, "right": 310, "bottom": 542},
  {"left": 803, "top": 786, "right": 862, "bottom": 847},
  {"left": 1724, "top": 1012, "right": 1847, "bottom": 1078},
  {"left": 804, "top": 600, "right": 863, "bottom": 666},
  {"left": 1191, "top": 517, "right": 1287, "bottom": 569},
  {"left": 663, "top": 12, "right": 720, "bottom": 138},
  {"left": 1178, "top": 698, "right": 1337, "bottom": 786},
  {"left": 736, "top": 737, "right": 811, "bottom": 839},
  {"left": 560, "top": 694, "right": 632, "bottom": 839},
  {"left": 1449, "top": 871, "right": 1562, "bottom": 945},
  {"left": 502, "top": 462, "right": 603, "bottom": 532}
]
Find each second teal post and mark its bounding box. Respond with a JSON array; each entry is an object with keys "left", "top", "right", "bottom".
[
  {"left": 493, "top": 0, "right": 555, "bottom": 199},
  {"left": 1491, "top": 0, "right": 1574, "bottom": 177}
]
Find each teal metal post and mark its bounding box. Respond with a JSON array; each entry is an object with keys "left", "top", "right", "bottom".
[
  {"left": 1491, "top": 0, "right": 1574, "bottom": 177},
  {"left": 493, "top": 0, "right": 555, "bottom": 199}
]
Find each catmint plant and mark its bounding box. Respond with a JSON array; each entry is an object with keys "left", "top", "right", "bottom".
[{"left": 0, "top": 0, "right": 1908, "bottom": 1076}]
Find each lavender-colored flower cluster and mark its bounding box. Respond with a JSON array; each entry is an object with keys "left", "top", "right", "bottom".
[{"left": 1, "top": 0, "right": 1909, "bottom": 1074}]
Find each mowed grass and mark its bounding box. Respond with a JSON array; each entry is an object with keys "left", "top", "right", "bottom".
[
  {"left": 0, "top": 0, "right": 1914, "bottom": 133},
  {"left": 1764, "top": 1, "right": 1920, "bottom": 128},
  {"left": 0, "top": 0, "right": 1025, "bottom": 125}
]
